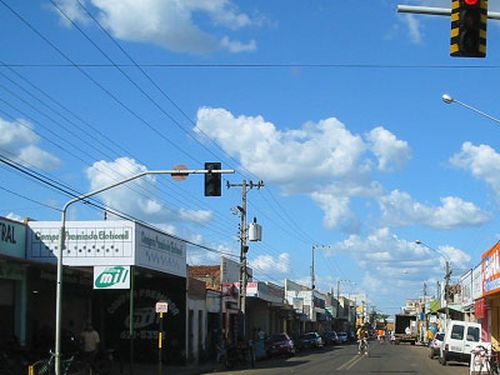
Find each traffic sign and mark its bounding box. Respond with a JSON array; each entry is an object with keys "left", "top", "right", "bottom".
[{"left": 155, "top": 301, "right": 169, "bottom": 313}]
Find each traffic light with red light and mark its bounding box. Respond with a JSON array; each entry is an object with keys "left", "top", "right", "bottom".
[
  {"left": 204, "top": 162, "right": 222, "bottom": 197},
  {"left": 450, "top": 0, "right": 487, "bottom": 57}
]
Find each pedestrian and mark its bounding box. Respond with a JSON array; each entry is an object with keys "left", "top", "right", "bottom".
[
  {"left": 257, "top": 327, "right": 265, "bottom": 341},
  {"left": 80, "top": 321, "right": 100, "bottom": 368}
]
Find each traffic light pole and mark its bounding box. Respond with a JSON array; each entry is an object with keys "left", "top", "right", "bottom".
[
  {"left": 397, "top": 4, "right": 500, "bottom": 19},
  {"left": 227, "top": 179, "right": 264, "bottom": 339},
  {"left": 53, "top": 166, "right": 233, "bottom": 375}
]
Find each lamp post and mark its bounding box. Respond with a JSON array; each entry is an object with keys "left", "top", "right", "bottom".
[
  {"left": 53, "top": 167, "right": 234, "bottom": 375},
  {"left": 442, "top": 94, "right": 500, "bottom": 125},
  {"left": 414, "top": 240, "right": 452, "bottom": 308}
]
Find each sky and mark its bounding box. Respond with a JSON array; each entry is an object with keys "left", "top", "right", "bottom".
[{"left": 1, "top": 0, "right": 500, "bottom": 315}]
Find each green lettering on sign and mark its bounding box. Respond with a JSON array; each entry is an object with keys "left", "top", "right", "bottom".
[{"left": 95, "top": 266, "right": 129, "bottom": 289}]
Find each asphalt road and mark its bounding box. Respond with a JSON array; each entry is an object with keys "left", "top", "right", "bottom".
[{"left": 205, "top": 341, "right": 470, "bottom": 375}]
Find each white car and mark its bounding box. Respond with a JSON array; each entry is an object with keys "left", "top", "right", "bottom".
[
  {"left": 439, "top": 320, "right": 487, "bottom": 366},
  {"left": 428, "top": 332, "right": 445, "bottom": 359}
]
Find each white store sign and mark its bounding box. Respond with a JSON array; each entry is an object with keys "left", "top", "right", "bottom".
[
  {"left": 94, "top": 265, "right": 130, "bottom": 289},
  {"left": 27, "top": 220, "right": 187, "bottom": 277}
]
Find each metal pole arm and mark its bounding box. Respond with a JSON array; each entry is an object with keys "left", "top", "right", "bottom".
[{"left": 397, "top": 5, "right": 500, "bottom": 20}]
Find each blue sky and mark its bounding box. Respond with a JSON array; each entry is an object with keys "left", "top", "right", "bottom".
[{"left": 1, "top": 0, "right": 500, "bottom": 315}]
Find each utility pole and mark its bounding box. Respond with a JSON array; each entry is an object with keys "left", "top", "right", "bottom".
[
  {"left": 444, "top": 261, "right": 452, "bottom": 307},
  {"left": 227, "top": 179, "right": 264, "bottom": 338},
  {"left": 311, "top": 244, "right": 333, "bottom": 290}
]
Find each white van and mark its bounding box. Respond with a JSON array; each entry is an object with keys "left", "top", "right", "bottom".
[{"left": 439, "top": 320, "right": 487, "bottom": 366}]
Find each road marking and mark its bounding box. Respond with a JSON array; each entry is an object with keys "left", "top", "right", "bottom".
[{"left": 336, "top": 355, "right": 364, "bottom": 371}]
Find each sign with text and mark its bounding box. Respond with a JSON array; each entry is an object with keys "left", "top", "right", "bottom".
[
  {"left": 155, "top": 301, "right": 169, "bottom": 313},
  {"left": 94, "top": 265, "right": 130, "bottom": 289},
  {"left": 0, "top": 217, "right": 26, "bottom": 258},
  {"left": 482, "top": 241, "right": 500, "bottom": 296}
]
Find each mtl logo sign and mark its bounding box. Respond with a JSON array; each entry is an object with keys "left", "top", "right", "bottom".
[{"left": 94, "top": 266, "right": 130, "bottom": 289}]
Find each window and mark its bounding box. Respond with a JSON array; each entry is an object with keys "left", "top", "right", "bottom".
[
  {"left": 451, "top": 325, "right": 464, "bottom": 340},
  {"left": 466, "top": 327, "right": 480, "bottom": 342}
]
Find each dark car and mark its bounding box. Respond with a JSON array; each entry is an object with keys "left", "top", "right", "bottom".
[
  {"left": 337, "top": 331, "right": 348, "bottom": 344},
  {"left": 428, "top": 332, "right": 445, "bottom": 359},
  {"left": 297, "top": 332, "right": 323, "bottom": 350},
  {"left": 324, "top": 331, "right": 339, "bottom": 345},
  {"left": 266, "top": 333, "right": 295, "bottom": 357}
]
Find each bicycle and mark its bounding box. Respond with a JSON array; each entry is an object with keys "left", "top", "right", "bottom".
[
  {"left": 471, "top": 345, "right": 499, "bottom": 375},
  {"left": 358, "top": 338, "right": 369, "bottom": 357},
  {"left": 30, "top": 350, "right": 89, "bottom": 375}
]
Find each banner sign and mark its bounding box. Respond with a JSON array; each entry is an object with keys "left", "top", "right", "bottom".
[
  {"left": 482, "top": 241, "right": 500, "bottom": 296},
  {"left": 0, "top": 217, "right": 26, "bottom": 258},
  {"left": 94, "top": 265, "right": 130, "bottom": 289}
]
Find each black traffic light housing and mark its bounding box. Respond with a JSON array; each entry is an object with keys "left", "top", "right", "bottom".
[
  {"left": 450, "top": 0, "right": 487, "bottom": 57},
  {"left": 204, "top": 162, "right": 222, "bottom": 197}
]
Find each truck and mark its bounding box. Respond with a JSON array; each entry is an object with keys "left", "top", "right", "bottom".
[{"left": 394, "top": 314, "right": 417, "bottom": 345}]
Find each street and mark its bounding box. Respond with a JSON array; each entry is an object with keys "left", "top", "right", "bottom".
[{"left": 205, "top": 342, "right": 469, "bottom": 375}]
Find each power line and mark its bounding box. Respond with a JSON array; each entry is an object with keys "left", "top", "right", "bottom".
[{"left": 1, "top": 63, "right": 500, "bottom": 69}]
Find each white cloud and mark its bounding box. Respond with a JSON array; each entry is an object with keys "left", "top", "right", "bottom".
[
  {"left": 53, "top": 0, "right": 90, "bottom": 26},
  {"left": 379, "top": 190, "right": 491, "bottom": 229},
  {"left": 54, "top": 0, "right": 258, "bottom": 54},
  {"left": 450, "top": 142, "right": 500, "bottom": 199},
  {"left": 330, "top": 228, "right": 473, "bottom": 303},
  {"left": 179, "top": 208, "right": 213, "bottom": 224},
  {"left": 220, "top": 36, "right": 256, "bottom": 53},
  {"left": 195, "top": 107, "right": 372, "bottom": 192},
  {"left": 403, "top": 14, "right": 423, "bottom": 44},
  {"left": 195, "top": 106, "right": 488, "bottom": 232},
  {"left": 251, "top": 252, "right": 290, "bottom": 274},
  {"left": 85, "top": 157, "right": 214, "bottom": 226},
  {"left": 366, "top": 126, "right": 411, "bottom": 172},
  {"left": 0, "top": 117, "right": 60, "bottom": 170}
]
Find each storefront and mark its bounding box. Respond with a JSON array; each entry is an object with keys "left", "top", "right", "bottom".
[
  {"left": 482, "top": 241, "right": 500, "bottom": 349},
  {"left": 0, "top": 217, "right": 28, "bottom": 346},
  {"left": 26, "top": 220, "right": 188, "bottom": 363}
]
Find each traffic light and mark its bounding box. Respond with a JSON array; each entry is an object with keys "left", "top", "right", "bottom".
[
  {"left": 450, "top": 0, "right": 487, "bottom": 57},
  {"left": 204, "top": 162, "right": 222, "bottom": 197}
]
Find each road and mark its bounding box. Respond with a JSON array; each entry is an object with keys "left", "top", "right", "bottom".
[{"left": 205, "top": 341, "right": 470, "bottom": 375}]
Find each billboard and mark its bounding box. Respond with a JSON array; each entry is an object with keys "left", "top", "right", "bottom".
[
  {"left": 482, "top": 241, "right": 500, "bottom": 296},
  {"left": 27, "top": 221, "right": 186, "bottom": 277}
]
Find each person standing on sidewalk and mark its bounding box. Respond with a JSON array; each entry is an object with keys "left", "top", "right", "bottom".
[{"left": 80, "top": 321, "right": 101, "bottom": 369}]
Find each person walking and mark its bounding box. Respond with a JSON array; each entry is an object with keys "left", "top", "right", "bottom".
[{"left": 80, "top": 321, "right": 100, "bottom": 370}]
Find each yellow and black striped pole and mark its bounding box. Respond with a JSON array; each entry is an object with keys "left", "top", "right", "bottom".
[{"left": 451, "top": 0, "right": 487, "bottom": 57}]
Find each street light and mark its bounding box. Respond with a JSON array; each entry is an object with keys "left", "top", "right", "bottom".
[
  {"left": 414, "top": 240, "right": 452, "bottom": 307},
  {"left": 441, "top": 93, "right": 500, "bottom": 125},
  {"left": 53, "top": 167, "right": 234, "bottom": 375}
]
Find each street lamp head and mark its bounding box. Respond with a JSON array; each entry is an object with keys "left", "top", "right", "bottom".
[{"left": 442, "top": 94, "right": 454, "bottom": 104}]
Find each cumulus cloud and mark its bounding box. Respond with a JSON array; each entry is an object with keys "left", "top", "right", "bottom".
[
  {"left": 251, "top": 252, "right": 290, "bottom": 274},
  {"left": 195, "top": 107, "right": 374, "bottom": 191},
  {"left": 195, "top": 106, "right": 488, "bottom": 231},
  {"left": 0, "top": 117, "right": 60, "bottom": 170},
  {"left": 379, "top": 190, "right": 491, "bottom": 229},
  {"left": 450, "top": 142, "right": 500, "bottom": 199},
  {"left": 54, "top": 0, "right": 258, "bottom": 54},
  {"left": 366, "top": 126, "right": 411, "bottom": 172},
  {"left": 331, "top": 228, "right": 472, "bottom": 298},
  {"left": 85, "top": 157, "right": 213, "bottom": 226}
]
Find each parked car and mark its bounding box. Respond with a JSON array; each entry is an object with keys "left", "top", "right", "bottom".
[
  {"left": 337, "top": 332, "right": 348, "bottom": 344},
  {"left": 323, "top": 331, "right": 338, "bottom": 345},
  {"left": 428, "top": 332, "right": 445, "bottom": 359},
  {"left": 265, "top": 333, "right": 295, "bottom": 357},
  {"left": 439, "top": 320, "right": 487, "bottom": 366},
  {"left": 297, "top": 332, "right": 323, "bottom": 350}
]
